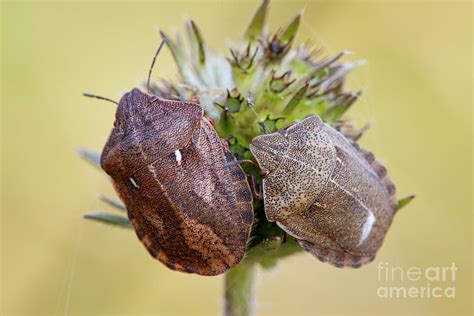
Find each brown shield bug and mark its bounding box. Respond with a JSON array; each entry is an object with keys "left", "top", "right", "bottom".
[
  {"left": 249, "top": 116, "right": 397, "bottom": 268},
  {"left": 92, "top": 41, "right": 253, "bottom": 276}
]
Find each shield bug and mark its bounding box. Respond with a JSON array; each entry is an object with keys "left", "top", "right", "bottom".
[
  {"left": 95, "top": 41, "right": 253, "bottom": 276},
  {"left": 249, "top": 116, "right": 397, "bottom": 268}
]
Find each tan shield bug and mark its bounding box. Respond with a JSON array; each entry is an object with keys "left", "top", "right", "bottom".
[
  {"left": 86, "top": 40, "right": 254, "bottom": 276},
  {"left": 249, "top": 116, "right": 397, "bottom": 268}
]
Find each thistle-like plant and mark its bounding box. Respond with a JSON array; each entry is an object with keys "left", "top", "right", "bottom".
[{"left": 79, "top": 1, "right": 413, "bottom": 315}]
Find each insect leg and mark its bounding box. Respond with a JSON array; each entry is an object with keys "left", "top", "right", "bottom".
[{"left": 247, "top": 174, "right": 263, "bottom": 200}]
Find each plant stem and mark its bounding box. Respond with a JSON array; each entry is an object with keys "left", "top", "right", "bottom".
[{"left": 224, "top": 262, "right": 255, "bottom": 316}]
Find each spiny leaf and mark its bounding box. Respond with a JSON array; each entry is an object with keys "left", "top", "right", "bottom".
[
  {"left": 215, "top": 110, "right": 237, "bottom": 138},
  {"left": 98, "top": 195, "right": 126, "bottom": 211},
  {"left": 311, "top": 51, "right": 348, "bottom": 76},
  {"left": 322, "top": 91, "right": 361, "bottom": 122},
  {"left": 76, "top": 148, "right": 101, "bottom": 169},
  {"left": 269, "top": 70, "right": 295, "bottom": 93},
  {"left": 160, "top": 31, "right": 204, "bottom": 88},
  {"left": 397, "top": 195, "right": 415, "bottom": 211},
  {"left": 280, "top": 12, "right": 301, "bottom": 44},
  {"left": 160, "top": 31, "right": 180, "bottom": 60},
  {"left": 320, "top": 61, "right": 365, "bottom": 92},
  {"left": 83, "top": 212, "right": 132, "bottom": 229},
  {"left": 336, "top": 122, "right": 370, "bottom": 141},
  {"left": 244, "top": 0, "right": 269, "bottom": 42},
  {"left": 282, "top": 83, "right": 308, "bottom": 116},
  {"left": 229, "top": 44, "right": 259, "bottom": 71},
  {"left": 160, "top": 31, "right": 186, "bottom": 74},
  {"left": 186, "top": 20, "right": 206, "bottom": 66}
]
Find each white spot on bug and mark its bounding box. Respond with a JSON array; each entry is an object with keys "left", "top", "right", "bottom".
[
  {"left": 130, "top": 177, "right": 139, "bottom": 189},
  {"left": 330, "top": 178, "right": 376, "bottom": 247},
  {"left": 174, "top": 150, "right": 182, "bottom": 166},
  {"left": 358, "top": 210, "right": 376, "bottom": 246}
]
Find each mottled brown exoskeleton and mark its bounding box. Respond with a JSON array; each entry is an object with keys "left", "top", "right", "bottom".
[
  {"left": 101, "top": 88, "right": 253, "bottom": 276},
  {"left": 250, "top": 116, "right": 397, "bottom": 268}
]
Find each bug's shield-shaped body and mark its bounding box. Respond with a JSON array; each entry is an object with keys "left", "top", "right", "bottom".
[
  {"left": 101, "top": 88, "right": 253, "bottom": 276},
  {"left": 250, "top": 116, "right": 397, "bottom": 268}
]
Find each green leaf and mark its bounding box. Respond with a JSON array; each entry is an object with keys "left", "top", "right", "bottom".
[
  {"left": 186, "top": 20, "right": 206, "bottom": 67},
  {"left": 160, "top": 30, "right": 204, "bottom": 88},
  {"left": 98, "top": 195, "right": 126, "bottom": 211},
  {"left": 320, "top": 61, "right": 365, "bottom": 92},
  {"left": 280, "top": 12, "right": 301, "bottom": 44},
  {"left": 215, "top": 110, "right": 237, "bottom": 138},
  {"left": 83, "top": 212, "right": 132, "bottom": 229},
  {"left": 397, "top": 195, "right": 415, "bottom": 211},
  {"left": 160, "top": 31, "right": 186, "bottom": 74},
  {"left": 229, "top": 141, "right": 248, "bottom": 159},
  {"left": 337, "top": 122, "right": 370, "bottom": 141},
  {"left": 269, "top": 70, "right": 295, "bottom": 93},
  {"left": 322, "top": 91, "right": 361, "bottom": 122},
  {"left": 310, "top": 51, "right": 347, "bottom": 77},
  {"left": 282, "top": 83, "right": 308, "bottom": 116},
  {"left": 76, "top": 148, "right": 101, "bottom": 169},
  {"left": 260, "top": 115, "right": 284, "bottom": 133},
  {"left": 244, "top": 0, "right": 269, "bottom": 42}
]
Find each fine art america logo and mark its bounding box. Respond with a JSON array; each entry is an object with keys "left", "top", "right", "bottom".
[{"left": 376, "top": 262, "right": 457, "bottom": 299}]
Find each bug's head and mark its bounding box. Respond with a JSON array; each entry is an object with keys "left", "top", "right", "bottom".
[
  {"left": 249, "top": 131, "right": 290, "bottom": 174},
  {"left": 113, "top": 88, "right": 156, "bottom": 124}
]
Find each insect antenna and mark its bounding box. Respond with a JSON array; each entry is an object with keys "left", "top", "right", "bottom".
[
  {"left": 82, "top": 93, "right": 118, "bottom": 105},
  {"left": 247, "top": 174, "right": 263, "bottom": 200},
  {"left": 147, "top": 38, "right": 167, "bottom": 94}
]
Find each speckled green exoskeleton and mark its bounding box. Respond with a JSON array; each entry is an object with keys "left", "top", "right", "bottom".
[{"left": 250, "top": 116, "right": 398, "bottom": 268}]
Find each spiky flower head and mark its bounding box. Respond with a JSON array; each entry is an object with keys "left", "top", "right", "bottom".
[{"left": 80, "top": 0, "right": 412, "bottom": 268}]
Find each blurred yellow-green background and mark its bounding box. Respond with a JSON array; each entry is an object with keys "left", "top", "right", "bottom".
[{"left": 1, "top": 1, "right": 472, "bottom": 315}]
